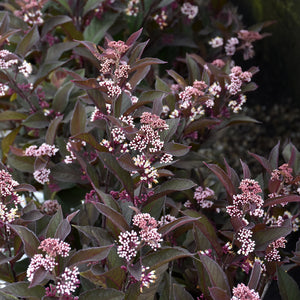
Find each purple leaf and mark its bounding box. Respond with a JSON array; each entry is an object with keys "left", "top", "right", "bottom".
[{"left": 67, "top": 245, "right": 113, "bottom": 267}]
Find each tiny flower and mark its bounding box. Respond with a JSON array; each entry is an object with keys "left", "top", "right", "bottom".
[
  {"left": 181, "top": 2, "right": 199, "bottom": 19},
  {"left": 237, "top": 228, "right": 255, "bottom": 256},
  {"left": 38, "top": 238, "right": 71, "bottom": 257},
  {"left": 208, "top": 36, "right": 224, "bottom": 48},
  {"left": 231, "top": 283, "right": 261, "bottom": 300},
  {"left": 140, "top": 266, "right": 156, "bottom": 292},
  {"left": 56, "top": 266, "right": 80, "bottom": 296},
  {"left": 117, "top": 230, "right": 140, "bottom": 262},
  {"left": 33, "top": 168, "right": 50, "bottom": 184}
]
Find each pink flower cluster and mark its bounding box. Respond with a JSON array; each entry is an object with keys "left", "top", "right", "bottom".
[
  {"left": 27, "top": 238, "right": 72, "bottom": 284},
  {"left": 236, "top": 228, "right": 255, "bottom": 256},
  {"left": 33, "top": 168, "right": 51, "bottom": 184},
  {"left": 140, "top": 112, "right": 169, "bottom": 131},
  {"left": 116, "top": 213, "right": 162, "bottom": 262},
  {"left": 226, "top": 179, "right": 264, "bottom": 220},
  {"left": 56, "top": 266, "right": 80, "bottom": 297},
  {"left": 14, "top": 0, "right": 45, "bottom": 26},
  {"left": 271, "top": 163, "right": 293, "bottom": 183},
  {"left": 225, "top": 37, "right": 239, "bottom": 56},
  {"left": 181, "top": 2, "right": 199, "bottom": 19},
  {"left": 38, "top": 238, "right": 71, "bottom": 257},
  {"left": 133, "top": 213, "right": 163, "bottom": 250},
  {"left": 117, "top": 230, "right": 140, "bottom": 262},
  {"left": 140, "top": 266, "right": 156, "bottom": 293},
  {"left": 193, "top": 186, "right": 215, "bottom": 208},
  {"left": 0, "top": 170, "right": 21, "bottom": 226},
  {"left": 231, "top": 283, "right": 261, "bottom": 300},
  {"left": 265, "top": 237, "right": 287, "bottom": 262},
  {"left": 27, "top": 254, "right": 57, "bottom": 282},
  {"left": 227, "top": 66, "right": 252, "bottom": 95},
  {"left": 132, "top": 155, "right": 159, "bottom": 188},
  {"left": 24, "top": 143, "right": 59, "bottom": 157},
  {"left": 153, "top": 9, "right": 168, "bottom": 30}
]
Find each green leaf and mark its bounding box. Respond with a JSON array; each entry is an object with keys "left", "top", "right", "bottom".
[
  {"left": 150, "top": 178, "right": 196, "bottom": 200},
  {"left": 199, "top": 254, "right": 230, "bottom": 295},
  {"left": 173, "top": 284, "right": 194, "bottom": 300},
  {"left": 0, "top": 111, "right": 27, "bottom": 121},
  {"left": 0, "top": 282, "right": 44, "bottom": 300},
  {"left": 67, "top": 245, "right": 113, "bottom": 267},
  {"left": 41, "top": 15, "right": 72, "bottom": 37},
  {"left": 277, "top": 266, "right": 300, "bottom": 300},
  {"left": 7, "top": 154, "right": 34, "bottom": 173},
  {"left": 9, "top": 225, "right": 39, "bottom": 258},
  {"left": 155, "top": 76, "right": 171, "bottom": 92},
  {"left": 263, "top": 195, "right": 300, "bottom": 207},
  {"left": 142, "top": 246, "right": 192, "bottom": 270},
  {"left": 81, "top": 267, "right": 126, "bottom": 290},
  {"left": 184, "top": 118, "right": 220, "bottom": 136},
  {"left": 204, "top": 163, "right": 236, "bottom": 200},
  {"left": 15, "top": 25, "right": 39, "bottom": 57},
  {"left": 52, "top": 81, "right": 74, "bottom": 113},
  {"left": 98, "top": 152, "right": 134, "bottom": 198},
  {"left": 34, "top": 60, "right": 68, "bottom": 87},
  {"left": 167, "top": 69, "right": 186, "bottom": 87},
  {"left": 54, "top": 0, "right": 72, "bottom": 13},
  {"left": 186, "top": 54, "right": 201, "bottom": 83},
  {"left": 94, "top": 203, "right": 130, "bottom": 233},
  {"left": 83, "top": 0, "right": 105, "bottom": 16},
  {"left": 71, "top": 100, "right": 87, "bottom": 135},
  {"left": 163, "top": 142, "right": 190, "bottom": 156},
  {"left": 130, "top": 58, "right": 166, "bottom": 72},
  {"left": 22, "top": 112, "right": 49, "bottom": 128},
  {"left": 158, "top": 0, "right": 176, "bottom": 8},
  {"left": 253, "top": 220, "right": 292, "bottom": 250},
  {"left": 158, "top": 216, "right": 199, "bottom": 236},
  {"left": 184, "top": 210, "right": 223, "bottom": 256},
  {"left": 1, "top": 127, "right": 20, "bottom": 159},
  {"left": 73, "top": 225, "right": 113, "bottom": 246},
  {"left": 222, "top": 115, "right": 260, "bottom": 128},
  {"left": 45, "top": 115, "right": 63, "bottom": 145},
  {"left": 51, "top": 163, "right": 83, "bottom": 183},
  {"left": 83, "top": 12, "right": 119, "bottom": 44},
  {"left": 0, "top": 291, "right": 18, "bottom": 300},
  {"left": 160, "top": 118, "right": 180, "bottom": 142},
  {"left": 71, "top": 133, "right": 108, "bottom": 153},
  {"left": 78, "top": 288, "right": 124, "bottom": 300},
  {"left": 248, "top": 261, "right": 262, "bottom": 290},
  {"left": 209, "top": 287, "right": 231, "bottom": 300}
]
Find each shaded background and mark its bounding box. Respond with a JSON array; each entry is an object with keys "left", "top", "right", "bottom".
[{"left": 211, "top": 0, "right": 300, "bottom": 175}]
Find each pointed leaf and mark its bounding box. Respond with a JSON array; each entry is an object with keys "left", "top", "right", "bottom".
[
  {"left": 200, "top": 254, "right": 230, "bottom": 294},
  {"left": 52, "top": 81, "right": 74, "bottom": 113},
  {"left": 158, "top": 216, "right": 199, "bottom": 236},
  {"left": 71, "top": 133, "right": 108, "bottom": 152},
  {"left": 204, "top": 163, "right": 236, "bottom": 201},
  {"left": 78, "top": 288, "right": 124, "bottom": 300},
  {"left": 1, "top": 282, "right": 44, "bottom": 300},
  {"left": 164, "top": 142, "right": 190, "bottom": 157},
  {"left": 0, "top": 111, "right": 27, "bottom": 121},
  {"left": 150, "top": 178, "right": 196, "bottom": 201},
  {"left": 94, "top": 202, "right": 130, "bottom": 233},
  {"left": 98, "top": 152, "right": 133, "bottom": 198},
  {"left": 277, "top": 266, "right": 300, "bottom": 300},
  {"left": 173, "top": 284, "right": 194, "bottom": 300},
  {"left": 67, "top": 245, "right": 113, "bottom": 267},
  {"left": 263, "top": 195, "right": 300, "bottom": 207},
  {"left": 71, "top": 101, "right": 86, "bottom": 135},
  {"left": 209, "top": 287, "right": 231, "bottom": 300},
  {"left": 15, "top": 25, "right": 39, "bottom": 56},
  {"left": 9, "top": 225, "right": 39, "bottom": 258},
  {"left": 45, "top": 115, "right": 63, "bottom": 145},
  {"left": 142, "top": 246, "right": 192, "bottom": 270},
  {"left": 248, "top": 261, "right": 262, "bottom": 290}
]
